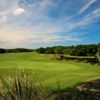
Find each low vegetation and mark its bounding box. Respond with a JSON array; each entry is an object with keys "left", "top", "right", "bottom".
[
  {"left": 0, "top": 75, "right": 100, "bottom": 100},
  {"left": 51, "top": 54, "right": 100, "bottom": 64},
  {"left": 0, "top": 75, "right": 46, "bottom": 100}
]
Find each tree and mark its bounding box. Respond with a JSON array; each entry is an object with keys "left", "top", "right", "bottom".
[
  {"left": 36, "top": 48, "right": 45, "bottom": 54},
  {"left": 0, "top": 48, "right": 5, "bottom": 53}
]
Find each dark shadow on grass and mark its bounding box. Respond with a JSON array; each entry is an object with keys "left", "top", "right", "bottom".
[{"left": 50, "top": 79, "right": 100, "bottom": 100}]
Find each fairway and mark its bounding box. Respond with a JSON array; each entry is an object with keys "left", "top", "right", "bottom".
[{"left": 0, "top": 52, "right": 100, "bottom": 89}]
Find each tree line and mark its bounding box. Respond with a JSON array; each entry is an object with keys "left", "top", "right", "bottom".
[
  {"left": 36, "top": 43, "right": 100, "bottom": 56},
  {"left": 0, "top": 48, "right": 33, "bottom": 53},
  {"left": 0, "top": 43, "right": 100, "bottom": 56}
]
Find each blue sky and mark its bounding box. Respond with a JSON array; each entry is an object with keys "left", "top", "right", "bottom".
[{"left": 0, "top": 0, "right": 100, "bottom": 48}]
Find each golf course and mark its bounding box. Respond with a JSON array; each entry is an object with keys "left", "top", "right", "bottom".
[{"left": 0, "top": 52, "right": 100, "bottom": 89}]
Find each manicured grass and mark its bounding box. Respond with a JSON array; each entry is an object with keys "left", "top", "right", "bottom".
[{"left": 0, "top": 52, "right": 100, "bottom": 89}]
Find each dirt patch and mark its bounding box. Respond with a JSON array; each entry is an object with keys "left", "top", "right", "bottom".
[{"left": 76, "top": 79, "right": 100, "bottom": 92}]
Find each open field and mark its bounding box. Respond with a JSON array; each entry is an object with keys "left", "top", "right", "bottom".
[{"left": 0, "top": 52, "right": 100, "bottom": 89}]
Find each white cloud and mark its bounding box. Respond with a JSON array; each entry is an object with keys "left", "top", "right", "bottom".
[
  {"left": 0, "top": 0, "right": 19, "bottom": 24},
  {"left": 13, "top": 8, "right": 25, "bottom": 15},
  {"left": 0, "top": 15, "right": 7, "bottom": 24},
  {"left": 0, "top": 0, "right": 99, "bottom": 48},
  {"left": 0, "top": 26, "right": 81, "bottom": 48},
  {"left": 28, "top": 35, "right": 80, "bottom": 44},
  {"left": 65, "top": 8, "right": 100, "bottom": 32},
  {"left": 0, "top": 10, "right": 10, "bottom": 24},
  {"left": 92, "top": 8, "right": 100, "bottom": 14},
  {"left": 79, "top": 0, "right": 97, "bottom": 14}
]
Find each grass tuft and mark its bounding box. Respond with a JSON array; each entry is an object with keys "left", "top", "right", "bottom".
[{"left": 0, "top": 74, "right": 46, "bottom": 100}]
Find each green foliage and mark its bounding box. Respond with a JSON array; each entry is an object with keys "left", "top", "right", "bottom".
[
  {"left": 0, "top": 43, "right": 100, "bottom": 56},
  {"left": 97, "top": 43, "right": 100, "bottom": 52},
  {"left": 0, "top": 48, "right": 33, "bottom": 53},
  {"left": 0, "top": 75, "right": 46, "bottom": 100},
  {"left": 0, "top": 75, "right": 100, "bottom": 100},
  {"left": 0, "top": 48, "right": 6, "bottom": 53},
  {"left": 36, "top": 47, "right": 46, "bottom": 54},
  {"left": 36, "top": 43, "right": 100, "bottom": 56}
]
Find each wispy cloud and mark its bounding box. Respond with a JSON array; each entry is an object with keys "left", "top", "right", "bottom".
[
  {"left": 0, "top": 0, "right": 99, "bottom": 48},
  {"left": 79, "top": 0, "right": 97, "bottom": 14},
  {"left": 65, "top": 8, "right": 100, "bottom": 32},
  {"left": 0, "top": 26, "right": 81, "bottom": 48}
]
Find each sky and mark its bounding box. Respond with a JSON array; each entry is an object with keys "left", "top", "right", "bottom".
[{"left": 0, "top": 0, "right": 100, "bottom": 48}]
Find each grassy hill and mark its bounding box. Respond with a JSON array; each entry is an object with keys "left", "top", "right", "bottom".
[{"left": 0, "top": 52, "right": 100, "bottom": 89}]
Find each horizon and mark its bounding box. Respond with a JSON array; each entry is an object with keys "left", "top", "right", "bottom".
[
  {"left": 1, "top": 42, "right": 100, "bottom": 49},
  {"left": 0, "top": 0, "right": 100, "bottom": 48}
]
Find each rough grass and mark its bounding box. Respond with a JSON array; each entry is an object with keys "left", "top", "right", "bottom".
[
  {"left": 0, "top": 75, "right": 100, "bottom": 100},
  {"left": 0, "top": 52, "right": 100, "bottom": 89},
  {"left": 0, "top": 75, "right": 47, "bottom": 100}
]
